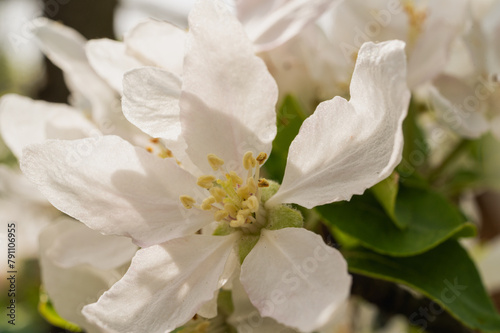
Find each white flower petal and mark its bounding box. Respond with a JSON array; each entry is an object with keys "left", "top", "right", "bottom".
[
  {"left": 39, "top": 220, "right": 122, "bottom": 333},
  {"left": 121, "top": 67, "right": 198, "bottom": 171},
  {"left": 86, "top": 39, "right": 144, "bottom": 94},
  {"left": 407, "top": 0, "right": 468, "bottom": 88},
  {"left": 240, "top": 228, "right": 351, "bottom": 332},
  {"left": 229, "top": 276, "right": 298, "bottom": 333},
  {"left": 125, "top": 19, "right": 186, "bottom": 76},
  {"left": 430, "top": 75, "right": 489, "bottom": 139},
  {"left": 46, "top": 218, "right": 137, "bottom": 270},
  {"left": 21, "top": 135, "right": 212, "bottom": 247},
  {"left": 197, "top": 292, "right": 219, "bottom": 319},
  {"left": 83, "top": 233, "right": 239, "bottom": 333},
  {"left": 180, "top": 0, "right": 278, "bottom": 174},
  {"left": 325, "top": 0, "right": 466, "bottom": 89},
  {"left": 237, "top": 0, "right": 339, "bottom": 52},
  {"left": 122, "top": 67, "right": 182, "bottom": 143},
  {"left": 268, "top": 41, "right": 409, "bottom": 208},
  {"left": 0, "top": 94, "right": 99, "bottom": 159},
  {"left": 0, "top": 165, "right": 47, "bottom": 203}
]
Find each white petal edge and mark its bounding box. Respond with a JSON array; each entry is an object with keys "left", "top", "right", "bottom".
[
  {"left": 237, "top": 0, "right": 339, "bottom": 52},
  {"left": 124, "top": 18, "right": 186, "bottom": 76},
  {"left": 83, "top": 233, "right": 240, "bottom": 333},
  {"left": 268, "top": 40, "right": 410, "bottom": 209},
  {"left": 240, "top": 228, "right": 351, "bottom": 332},
  {"left": 46, "top": 218, "right": 137, "bottom": 270},
  {"left": 21, "top": 135, "right": 212, "bottom": 247}
]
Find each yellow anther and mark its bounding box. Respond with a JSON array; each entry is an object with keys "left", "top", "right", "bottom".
[
  {"left": 159, "top": 149, "right": 174, "bottom": 159},
  {"left": 243, "top": 151, "right": 257, "bottom": 170},
  {"left": 237, "top": 185, "right": 250, "bottom": 200},
  {"left": 238, "top": 209, "right": 251, "bottom": 218},
  {"left": 247, "top": 177, "right": 257, "bottom": 194},
  {"left": 180, "top": 195, "right": 196, "bottom": 209},
  {"left": 227, "top": 171, "right": 243, "bottom": 185},
  {"left": 197, "top": 175, "right": 216, "bottom": 189},
  {"left": 207, "top": 154, "right": 225, "bottom": 171},
  {"left": 146, "top": 146, "right": 153, "bottom": 153},
  {"left": 214, "top": 210, "right": 229, "bottom": 221},
  {"left": 150, "top": 138, "right": 160, "bottom": 143},
  {"left": 231, "top": 214, "right": 247, "bottom": 228},
  {"left": 256, "top": 152, "right": 267, "bottom": 165},
  {"left": 258, "top": 178, "right": 270, "bottom": 188},
  {"left": 224, "top": 202, "right": 238, "bottom": 218},
  {"left": 243, "top": 195, "right": 259, "bottom": 212},
  {"left": 201, "top": 196, "right": 216, "bottom": 210},
  {"left": 209, "top": 187, "right": 227, "bottom": 202}
]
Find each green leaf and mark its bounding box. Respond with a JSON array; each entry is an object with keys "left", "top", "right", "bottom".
[
  {"left": 371, "top": 172, "right": 401, "bottom": 228},
  {"left": 264, "top": 95, "right": 307, "bottom": 182},
  {"left": 344, "top": 240, "right": 500, "bottom": 332},
  {"left": 38, "top": 291, "right": 81, "bottom": 332},
  {"left": 316, "top": 182, "right": 476, "bottom": 256}
]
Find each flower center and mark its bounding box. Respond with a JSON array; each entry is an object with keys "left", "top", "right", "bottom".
[{"left": 180, "top": 151, "right": 270, "bottom": 233}]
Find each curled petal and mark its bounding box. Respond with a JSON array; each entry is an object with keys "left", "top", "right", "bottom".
[{"left": 268, "top": 40, "right": 410, "bottom": 209}]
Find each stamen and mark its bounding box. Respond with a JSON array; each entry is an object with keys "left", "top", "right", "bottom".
[
  {"left": 209, "top": 187, "right": 227, "bottom": 202},
  {"left": 207, "top": 154, "right": 225, "bottom": 171},
  {"left": 247, "top": 177, "right": 257, "bottom": 194},
  {"left": 243, "top": 151, "right": 256, "bottom": 170},
  {"left": 180, "top": 195, "right": 196, "bottom": 209},
  {"left": 150, "top": 138, "right": 160, "bottom": 144},
  {"left": 237, "top": 185, "right": 250, "bottom": 200},
  {"left": 230, "top": 215, "right": 246, "bottom": 228},
  {"left": 224, "top": 202, "right": 238, "bottom": 218},
  {"left": 197, "top": 175, "right": 216, "bottom": 189},
  {"left": 227, "top": 171, "right": 243, "bottom": 185},
  {"left": 214, "top": 210, "right": 229, "bottom": 221},
  {"left": 146, "top": 146, "right": 153, "bottom": 153},
  {"left": 256, "top": 152, "right": 267, "bottom": 165},
  {"left": 258, "top": 179, "right": 270, "bottom": 187},
  {"left": 243, "top": 195, "right": 259, "bottom": 212},
  {"left": 201, "top": 196, "right": 216, "bottom": 210}
]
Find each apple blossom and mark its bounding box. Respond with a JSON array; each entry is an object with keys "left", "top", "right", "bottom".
[
  {"left": 21, "top": 1, "right": 409, "bottom": 332},
  {"left": 429, "top": 0, "right": 500, "bottom": 139}
]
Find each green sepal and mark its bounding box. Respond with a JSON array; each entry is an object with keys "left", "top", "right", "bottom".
[
  {"left": 371, "top": 171, "right": 401, "bottom": 228},
  {"left": 238, "top": 234, "right": 260, "bottom": 264},
  {"left": 213, "top": 222, "right": 232, "bottom": 236},
  {"left": 266, "top": 204, "right": 303, "bottom": 230},
  {"left": 259, "top": 180, "right": 280, "bottom": 203},
  {"left": 38, "top": 289, "right": 82, "bottom": 332}
]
